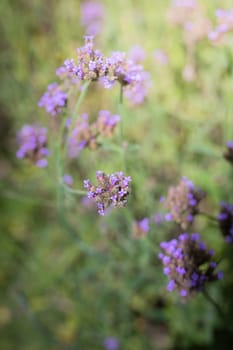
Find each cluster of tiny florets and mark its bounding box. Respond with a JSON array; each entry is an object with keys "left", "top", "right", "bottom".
[
  {"left": 224, "top": 141, "right": 233, "bottom": 165},
  {"left": 84, "top": 171, "right": 131, "bottom": 216},
  {"left": 16, "top": 124, "right": 49, "bottom": 167},
  {"left": 68, "top": 111, "right": 120, "bottom": 158},
  {"left": 208, "top": 8, "right": 233, "bottom": 43},
  {"left": 159, "top": 233, "right": 223, "bottom": 298},
  {"left": 57, "top": 37, "right": 150, "bottom": 105},
  {"left": 163, "top": 176, "right": 205, "bottom": 229},
  {"left": 38, "top": 82, "right": 67, "bottom": 116},
  {"left": 218, "top": 202, "right": 233, "bottom": 243}
]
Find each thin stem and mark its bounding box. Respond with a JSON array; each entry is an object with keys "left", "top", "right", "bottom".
[
  {"left": 199, "top": 211, "right": 218, "bottom": 222},
  {"left": 63, "top": 185, "right": 87, "bottom": 196},
  {"left": 118, "top": 84, "right": 126, "bottom": 171},
  {"left": 202, "top": 289, "right": 225, "bottom": 320}
]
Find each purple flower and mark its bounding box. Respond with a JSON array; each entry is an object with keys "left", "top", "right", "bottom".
[
  {"left": 162, "top": 177, "right": 205, "bottom": 229},
  {"left": 63, "top": 174, "right": 73, "bottom": 186},
  {"left": 84, "top": 171, "right": 131, "bottom": 216},
  {"left": 224, "top": 140, "right": 233, "bottom": 164},
  {"left": 132, "top": 217, "right": 149, "bottom": 238},
  {"left": 16, "top": 124, "right": 49, "bottom": 167},
  {"left": 129, "top": 45, "right": 146, "bottom": 63},
  {"left": 217, "top": 202, "right": 233, "bottom": 243},
  {"left": 159, "top": 233, "right": 222, "bottom": 298},
  {"left": 80, "top": 1, "right": 105, "bottom": 35},
  {"left": 38, "top": 82, "right": 67, "bottom": 116},
  {"left": 103, "top": 337, "right": 119, "bottom": 350},
  {"left": 208, "top": 8, "right": 233, "bottom": 44}
]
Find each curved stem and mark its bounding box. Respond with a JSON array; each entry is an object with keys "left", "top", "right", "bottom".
[{"left": 63, "top": 185, "right": 87, "bottom": 196}]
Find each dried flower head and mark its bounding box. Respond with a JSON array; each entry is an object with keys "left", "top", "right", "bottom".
[
  {"left": 159, "top": 233, "right": 223, "bottom": 298},
  {"left": 218, "top": 202, "right": 233, "bottom": 243},
  {"left": 84, "top": 171, "right": 131, "bottom": 216},
  {"left": 223, "top": 141, "right": 233, "bottom": 165},
  {"left": 38, "top": 82, "right": 67, "bottom": 116},
  {"left": 163, "top": 177, "right": 205, "bottom": 229},
  {"left": 132, "top": 217, "right": 149, "bottom": 238},
  {"left": 16, "top": 124, "right": 49, "bottom": 167}
]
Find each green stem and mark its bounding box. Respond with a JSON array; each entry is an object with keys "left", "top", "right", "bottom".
[
  {"left": 63, "top": 185, "right": 87, "bottom": 196},
  {"left": 118, "top": 84, "right": 126, "bottom": 171},
  {"left": 199, "top": 211, "right": 218, "bottom": 222},
  {"left": 202, "top": 289, "right": 225, "bottom": 321}
]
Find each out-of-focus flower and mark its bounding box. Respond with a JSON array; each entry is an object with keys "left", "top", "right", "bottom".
[
  {"left": 217, "top": 202, "right": 233, "bottom": 243},
  {"left": 80, "top": 1, "right": 105, "bottom": 35},
  {"left": 84, "top": 171, "right": 131, "bottom": 216},
  {"left": 153, "top": 49, "right": 169, "bottom": 65},
  {"left": 223, "top": 141, "right": 233, "bottom": 165},
  {"left": 182, "top": 63, "right": 196, "bottom": 82},
  {"left": 103, "top": 337, "right": 119, "bottom": 350},
  {"left": 208, "top": 8, "right": 233, "bottom": 44},
  {"left": 129, "top": 45, "right": 146, "bottom": 63},
  {"left": 163, "top": 176, "right": 205, "bottom": 229},
  {"left": 63, "top": 174, "right": 73, "bottom": 186},
  {"left": 68, "top": 111, "right": 120, "bottom": 158},
  {"left": 159, "top": 233, "right": 223, "bottom": 298},
  {"left": 38, "top": 82, "right": 67, "bottom": 116},
  {"left": 132, "top": 217, "right": 149, "bottom": 238},
  {"left": 16, "top": 124, "right": 49, "bottom": 167},
  {"left": 167, "top": 0, "right": 210, "bottom": 46}
]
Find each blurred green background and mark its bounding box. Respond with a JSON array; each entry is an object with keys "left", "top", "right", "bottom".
[{"left": 1, "top": 0, "right": 233, "bottom": 349}]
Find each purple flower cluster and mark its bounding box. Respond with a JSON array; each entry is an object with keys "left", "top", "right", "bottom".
[
  {"left": 163, "top": 177, "right": 205, "bottom": 229},
  {"left": 132, "top": 217, "right": 149, "bottom": 238},
  {"left": 80, "top": 1, "right": 105, "bottom": 35},
  {"left": 218, "top": 202, "right": 233, "bottom": 243},
  {"left": 208, "top": 8, "right": 233, "bottom": 43},
  {"left": 16, "top": 124, "right": 49, "bottom": 167},
  {"left": 38, "top": 82, "right": 67, "bottom": 116},
  {"left": 224, "top": 141, "right": 233, "bottom": 165},
  {"left": 84, "top": 171, "right": 131, "bottom": 216},
  {"left": 159, "top": 233, "right": 223, "bottom": 298},
  {"left": 58, "top": 37, "right": 150, "bottom": 105},
  {"left": 103, "top": 337, "right": 119, "bottom": 350},
  {"left": 167, "top": 0, "right": 210, "bottom": 46},
  {"left": 68, "top": 111, "right": 120, "bottom": 158}
]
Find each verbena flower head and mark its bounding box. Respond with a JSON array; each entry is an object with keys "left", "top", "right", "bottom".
[
  {"left": 132, "top": 217, "right": 149, "bottom": 238},
  {"left": 103, "top": 337, "right": 119, "bottom": 350},
  {"left": 103, "top": 51, "right": 150, "bottom": 105},
  {"left": 68, "top": 111, "right": 120, "bottom": 158},
  {"left": 159, "top": 233, "right": 223, "bottom": 298},
  {"left": 16, "top": 124, "right": 49, "bottom": 167},
  {"left": 208, "top": 8, "right": 233, "bottom": 44},
  {"left": 223, "top": 141, "right": 233, "bottom": 165},
  {"left": 80, "top": 1, "right": 105, "bottom": 35},
  {"left": 163, "top": 177, "right": 205, "bottom": 229},
  {"left": 218, "top": 202, "right": 233, "bottom": 243},
  {"left": 38, "top": 82, "right": 67, "bottom": 116},
  {"left": 84, "top": 171, "right": 131, "bottom": 216}
]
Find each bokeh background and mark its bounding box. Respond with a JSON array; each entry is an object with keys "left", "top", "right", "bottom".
[{"left": 1, "top": 0, "right": 233, "bottom": 349}]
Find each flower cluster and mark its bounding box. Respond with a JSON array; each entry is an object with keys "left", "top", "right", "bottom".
[
  {"left": 16, "top": 124, "right": 49, "bottom": 167},
  {"left": 80, "top": 1, "right": 105, "bottom": 35},
  {"left": 132, "top": 217, "right": 149, "bottom": 238},
  {"left": 163, "top": 177, "right": 205, "bottom": 229},
  {"left": 218, "top": 202, "right": 233, "bottom": 244},
  {"left": 38, "top": 82, "right": 67, "bottom": 116},
  {"left": 58, "top": 36, "right": 150, "bottom": 105},
  {"left": 68, "top": 111, "right": 120, "bottom": 158},
  {"left": 208, "top": 8, "right": 233, "bottom": 44},
  {"left": 84, "top": 171, "right": 131, "bottom": 216},
  {"left": 159, "top": 233, "right": 223, "bottom": 298},
  {"left": 167, "top": 0, "right": 210, "bottom": 46},
  {"left": 223, "top": 141, "right": 233, "bottom": 165}
]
